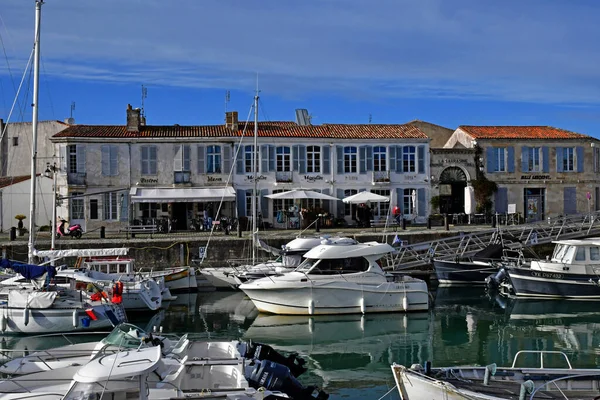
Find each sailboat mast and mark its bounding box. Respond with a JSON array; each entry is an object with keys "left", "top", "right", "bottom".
[
  {"left": 252, "top": 90, "right": 259, "bottom": 264},
  {"left": 28, "top": 0, "right": 44, "bottom": 264}
]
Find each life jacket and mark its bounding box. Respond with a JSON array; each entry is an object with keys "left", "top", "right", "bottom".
[{"left": 111, "top": 281, "right": 124, "bottom": 304}]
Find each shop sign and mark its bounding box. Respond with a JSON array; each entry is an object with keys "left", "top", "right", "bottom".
[
  {"left": 140, "top": 178, "right": 158, "bottom": 185},
  {"left": 304, "top": 175, "right": 323, "bottom": 182},
  {"left": 207, "top": 176, "right": 223, "bottom": 182},
  {"left": 246, "top": 174, "right": 267, "bottom": 182},
  {"left": 521, "top": 175, "right": 551, "bottom": 180}
]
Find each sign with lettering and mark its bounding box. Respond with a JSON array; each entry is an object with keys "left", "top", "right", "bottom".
[
  {"left": 345, "top": 176, "right": 358, "bottom": 181},
  {"left": 303, "top": 175, "right": 323, "bottom": 182},
  {"left": 140, "top": 178, "right": 158, "bottom": 185},
  {"left": 521, "top": 175, "right": 550, "bottom": 180},
  {"left": 207, "top": 176, "right": 223, "bottom": 182},
  {"left": 246, "top": 175, "right": 268, "bottom": 182}
]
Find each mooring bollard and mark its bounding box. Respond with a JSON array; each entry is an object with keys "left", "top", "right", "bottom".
[
  {"left": 427, "top": 217, "right": 431, "bottom": 230},
  {"left": 444, "top": 213, "right": 449, "bottom": 231},
  {"left": 100, "top": 226, "right": 105, "bottom": 239},
  {"left": 9, "top": 227, "right": 16, "bottom": 241}
]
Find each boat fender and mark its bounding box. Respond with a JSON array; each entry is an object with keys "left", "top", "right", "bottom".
[
  {"left": 402, "top": 296, "right": 408, "bottom": 311},
  {"left": 308, "top": 300, "right": 314, "bottom": 315},
  {"left": 0, "top": 313, "right": 6, "bottom": 332},
  {"left": 424, "top": 361, "right": 431, "bottom": 375},
  {"left": 72, "top": 310, "right": 78, "bottom": 328},
  {"left": 359, "top": 298, "right": 366, "bottom": 314},
  {"left": 519, "top": 380, "right": 535, "bottom": 400},
  {"left": 483, "top": 363, "right": 497, "bottom": 386},
  {"left": 23, "top": 308, "right": 29, "bottom": 326}
]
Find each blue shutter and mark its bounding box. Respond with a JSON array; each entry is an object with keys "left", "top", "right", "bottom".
[
  {"left": 261, "top": 145, "right": 269, "bottom": 173},
  {"left": 336, "top": 146, "right": 344, "bottom": 174},
  {"left": 222, "top": 145, "right": 231, "bottom": 175},
  {"left": 564, "top": 187, "right": 577, "bottom": 214},
  {"left": 322, "top": 145, "right": 331, "bottom": 174},
  {"left": 336, "top": 188, "right": 345, "bottom": 216},
  {"left": 109, "top": 146, "right": 118, "bottom": 176},
  {"left": 76, "top": 145, "right": 86, "bottom": 174},
  {"left": 183, "top": 145, "right": 191, "bottom": 171},
  {"left": 235, "top": 145, "right": 243, "bottom": 174},
  {"left": 236, "top": 189, "right": 246, "bottom": 217},
  {"left": 396, "top": 146, "right": 404, "bottom": 173},
  {"left": 260, "top": 189, "right": 269, "bottom": 218},
  {"left": 486, "top": 147, "right": 495, "bottom": 173},
  {"left": 395, "top": 188, "right": 403, "bottom": 214},
  {"left": 417, "top": 145, "right": 425, "bottom": 174},
  {"left": 521, "top": 146, "right": 529, "bottom": 172},
  {"left": 197, "top": 146, "right": 205, "bottom": 174},
  {"left": 359, "top": 146, "right": 367, "bottom": 174},
  {"left": 577, "top": 146, "right": 584, "bottom": 172},
  {"left": 101, "top": 145, "right": 110, "bottom": 176},
  {"left": 119, "top": 192, "right": 129, "bottom": 222},
  {"left": 507, "top": 147, "right": 515, "bottom": 173},
  {"left": 542, "top": 146, "right": 549, "bottom": 173},
  {"left": 556, "top": 147, "right": 564, "bottom": 172},
  {"left": 268, "top": 145, "right": 276, "bottom": 171},
  {"left": 292, "top": 145, "right": 299, "bottom": 171},
  {"left": 494, "top": 187, "right": 508, "bottom": 213},
  {"left": 417, "top": 188, "right": 426, "bottom": 216},
  {"left": 298, "top": 145, "right": 306, "bottom": 174},
  {"left": 366, "top": 146, "right": 373, "bottom": 171}
]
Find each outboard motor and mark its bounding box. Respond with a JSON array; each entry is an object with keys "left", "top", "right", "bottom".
[
  {"left": 485, "top": 268, "right": 507, "bottom": 290},
  {"left": 239, "top": 341, "right": 307, "bottom": 377},
  {"left": 246, "top": 359, "right": 329, "bottom": 400}
]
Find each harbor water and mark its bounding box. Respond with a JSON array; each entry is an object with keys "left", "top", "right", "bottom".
[{"left": 3, "top": 286, "right": 600, "bottom": 399}]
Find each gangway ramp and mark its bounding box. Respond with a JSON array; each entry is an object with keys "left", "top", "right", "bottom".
[{"left": 386, "top": 211, "right": 600, "bottom": 271}]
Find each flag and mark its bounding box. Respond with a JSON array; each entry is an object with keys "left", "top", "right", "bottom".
[{"left": 392, "top": 235, "right": 401, "bottom": 245}]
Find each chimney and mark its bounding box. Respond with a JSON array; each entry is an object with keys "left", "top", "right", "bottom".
[
  {"left": 126, "top": 104, "right": 141, "bottom": 132},
  {"left": 225, "top": 111, "right": 238, "bottom": 131}
]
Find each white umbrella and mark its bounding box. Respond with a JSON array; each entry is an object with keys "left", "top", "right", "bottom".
[
  {"left": 342, "top": 191, "right": 390, "bottom": 204},
  {"left": 411, "top": 190, "right": 417, "bottom": 215},
  {"left": 265, "top": 189, "right": 339, "bottom": 201}
]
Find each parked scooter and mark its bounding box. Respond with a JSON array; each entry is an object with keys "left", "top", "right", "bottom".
[{"left": 56, "top": 219, "right": 83, "bottom": 239}]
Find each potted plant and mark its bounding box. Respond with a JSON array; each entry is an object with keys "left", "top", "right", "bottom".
[{"left": 15, "top": 214, "right": 26, "bottom": 236}]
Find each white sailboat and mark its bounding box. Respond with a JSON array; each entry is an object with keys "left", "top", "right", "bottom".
[{"left": 0, "top": 0, "right": 127, "bottom": 334}]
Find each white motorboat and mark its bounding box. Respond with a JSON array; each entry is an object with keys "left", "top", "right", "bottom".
[
  {"left": 239, "top": 238, "right": 430, "bottom": 315},
  {"left": 391, "top": 350, "right": 600, "bottom": 399}
]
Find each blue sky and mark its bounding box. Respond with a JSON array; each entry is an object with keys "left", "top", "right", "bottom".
[{"left": 1, "top": 0, "right": 600, "bottom": 137}]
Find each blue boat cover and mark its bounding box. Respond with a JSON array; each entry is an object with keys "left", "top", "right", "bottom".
[{"left": 0, "top": 259, "right": 56, "bottom": 280}]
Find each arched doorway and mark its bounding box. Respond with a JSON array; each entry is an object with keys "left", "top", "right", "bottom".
[{"left": 438, "top": 167, "right": 467, "bottom": 214}]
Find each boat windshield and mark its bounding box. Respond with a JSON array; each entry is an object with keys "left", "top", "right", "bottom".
[
  {"left": 63, "top": 380, "right": 139, "bottom": 400},
  {"left": 552, "top": 244, "right": 569, "bottom": 262},
  {"left": 296, "top": 258, "right": 318, "bottom": 273},
  {"left": 281, "top": 255, "right": 302, "bottom": 268},
  {"left": 101, "top": 323, "right": 146, "bottom": 348},
  {"left": 555, "top": 245, "right": 577, "bottom": 263}
]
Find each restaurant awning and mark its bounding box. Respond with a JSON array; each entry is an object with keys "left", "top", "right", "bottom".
[{"left": 129, "top": 187, "right": 236, "bottom": 203}]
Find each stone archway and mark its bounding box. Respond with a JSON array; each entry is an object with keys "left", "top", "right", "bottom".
[{"left": 439, "top": 167, "right": 468, "bottom": 214}]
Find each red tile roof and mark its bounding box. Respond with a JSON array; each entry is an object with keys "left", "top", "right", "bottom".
[
  {"left": 459, "top": 126, "right": 589, "bottom": 140},
  {"left": 53, "top": 122, "right": 428, "bottom": 140}
]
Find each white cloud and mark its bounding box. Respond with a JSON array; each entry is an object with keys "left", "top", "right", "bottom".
[{"left": 1, "top": 0, "right": 600, "bottom": 104}]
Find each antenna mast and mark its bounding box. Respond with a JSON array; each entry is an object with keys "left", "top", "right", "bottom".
[
  {"left": 225, "top": 90, "right": 230, "bottom": 117},
  {"left": 70, "top": 101, "right": 76, "bottom": 118},
  {"left": 141, "top": 85, "right": 148, "bottom": 118}
]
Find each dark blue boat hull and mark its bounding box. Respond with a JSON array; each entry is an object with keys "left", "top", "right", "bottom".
[
  {"left": 433, "top": 259, "right": 498, "bottom": 285},
  {"left": 505, "top": 267, "right": 600, "bottom": 299}
]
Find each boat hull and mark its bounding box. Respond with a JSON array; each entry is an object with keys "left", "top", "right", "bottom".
[
  {"left": 148, "top": 267, "right": 198, "bottom": 293},
  {"left": 433, "top": 259, "right": 497, "bottom": 285},
  {"left": 199, "top": 267, "right": 238, "bottom": 289},
  {"left": 242, "top": 281, "right": 429, "bottom": 315},
  {"left": 505, "top": 267, "right": 600, "bottom": 299}
]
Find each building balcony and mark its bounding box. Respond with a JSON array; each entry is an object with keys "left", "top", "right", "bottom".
[
  {"left": 174, "top": 171, "right": 191, "bottom": 185},
  {"left": 276, "top": 171, "right": 293, "bottom": 183},
  {"left": 67, "top": 172, "right": 86, "bottom": 186},
  {"left": 372, "top": 170, "right": 390, "bottom": 183}
]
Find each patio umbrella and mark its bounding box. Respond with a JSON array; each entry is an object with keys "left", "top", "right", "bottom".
[
  {"left": 265, "top": 189, "right": 339, "bottom": 201},
  {"left": 342, "top": 191, "right": 390, "bottom": 204}
]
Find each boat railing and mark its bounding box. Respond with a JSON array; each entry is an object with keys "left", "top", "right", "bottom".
[
  {"left": 528, "top": 372, "right": 600, "bottom": 399},
  {"left": 510, "top": 350, "right": 573, "bottom": 369}
]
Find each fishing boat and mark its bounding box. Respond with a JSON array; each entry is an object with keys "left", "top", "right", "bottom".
[
  {"left": 239, "top": 238, "right": 430, "bottom": 315},
  {"left": 391, "top": 350, "right": 600, "bottom": 399},
  {"left": 489, "top": 238, "right": 600, "bottom": 299}
]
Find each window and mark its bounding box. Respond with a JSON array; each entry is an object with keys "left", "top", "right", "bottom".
[
  {"left": 575, "top": 247, "right": 586, "bottom": 261},
  {"left": 309, "top": 257, "right": 368, "bottom": 275},
  {"left": 244, "top": 145, "right": 257, "bottom": 173},
  {"left": 594, "top": 147, "right": 600, "bottom": 173},
  {"left": 307, "top": 146, "right": 321, "bottom": 173},
  {"left": 344, "top": 146, "right": 357, "bottom": 173},
  {"left": 590, "top": 247, "right": 600, "bottom": 261},
  {"left": 141, "top": 145, "right": 157, "bottom": 175},
  {"left": 103, "top": 192, "right": 118, "bottom": 220},
  {"left": 563, "top": 147, "right": 575, "bottom": 172},
  {"left": 344, "top": 189, "right": 357, "bottom": 216},
  {"left": 206, "top": 145, "right": 222, "bottom": 174},
  {"left": 371, "top": 189, "right": 390, "bottom": 217},
  {"left": 12, "top": 137, "right": 18, "bottom": 146},
  {"left": 272, "top": 190, "right": 294, "bottom": 217},
  {"left": 403, "top": 146, "right": 416, "bottom": 173},
  {"left": 495, "top": 147, "right": 506, "bottom": 172},
  {"left": 68, "top": 145, "right": 78, "bottom": 173},
  {"left": 276, "top": 146, "right": 291, "bottom": 172},
  {"left": 528, "top": 147, "right": 541, "bottom": 172},
  {"left": 139, "top": 203, "right": 159, "bottom": 219},
  {"left": 101, "top": 145, "right": 118, "bottom": 176},
  {"left": 174, "top": 145, "right": 191, "bottom": 182},
  {"left": 403, "top": 189, "right": 417, "bottom": 216},
  {"left": 245, "top": 190, "right": 258, "bottom": 217},
  {"left": 70, "top": 192, "right": 84, "bottom": 220},
  {"left": 90, "top": 199, "right": 98, "bottom": 220},
  {"left": 373, "top": 146, "right": 386, "bottom": 172}
]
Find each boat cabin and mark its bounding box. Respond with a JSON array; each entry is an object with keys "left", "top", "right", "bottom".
[
  {"left": 80, "top": 257, "right": 136, "bottom": 275},
  {"left": 534, "top": 239, "right": 600, "bottom": 274}
]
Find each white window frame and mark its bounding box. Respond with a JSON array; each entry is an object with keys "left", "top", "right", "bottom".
[
  {"left": 528, "top": 147, "right": 541, "bottom": 172},
  {"left": 344, "top": 146, "right": 357, "bottom": 173},
  {"left": 563, "top": 147, "right": 575, "bottom": 172},
  {"left": 306, "top": 146, "right": 321, "bottom": 173},
  {"left": 244, "top": 145, "right": 257, "bottom": 173},
  {"left": 70, "top": 192, "right": 84, "bottom": 220},
  {"left": 68, "top": 145, "right": 78, "bottom": 173},
  {"left": 141, "top": 145, "right": 157, "bottom": 175},
  {"left": 373, "top": 146, "right": 386, "bottom": 172},
  {"left": 495, "top": 147, "right": 507, "bottom": 172},
  {"left": 103, "top": 192, "right": 118, "bottom": 221},
  {"left": 403, "top": 146, "right": 416, "bottom": 173},
  {"left": 206, "top": 145, "right": 222, "bottom": 174},
  {"left": 276, "top": 146, "right": 291, "bottom": 172},
  {"left": 344, "top": 189, "right": 357, "bottom": 216}
]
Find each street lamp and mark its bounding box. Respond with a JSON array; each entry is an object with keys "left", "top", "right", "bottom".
[{"left": 44, "top": 162, "right": 58, "bottom": 263}]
